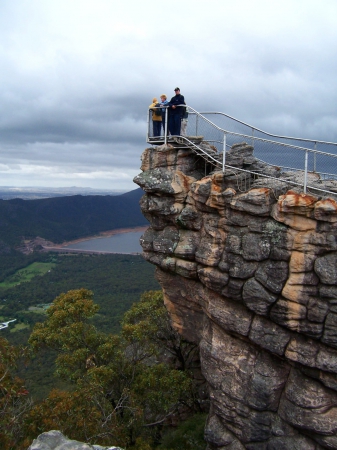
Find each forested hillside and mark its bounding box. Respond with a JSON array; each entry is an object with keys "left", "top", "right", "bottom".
[
  {"left": 0, "top": 252, "right": 160, "bottom": 399},
  {"left": 0, "top": 252, "right": 159, "bottom": 334},
  {"left": 0, "top": 188, "right": 147, "bottom": 247}
]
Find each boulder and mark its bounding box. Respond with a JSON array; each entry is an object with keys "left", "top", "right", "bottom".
[{"left": 27, "top": 430, "right": 123, "bottom": 450}]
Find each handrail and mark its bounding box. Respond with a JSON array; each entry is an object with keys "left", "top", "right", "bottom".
[
  {"left": 171, "top": 136, "right": 221, "bottom": 166},
  {"left": 159, "top": 106, "right": 337, "bottom": 152},
  {"left": 224, "top": 129, "right": 337, "bottom": 158},
  {"left": 194, "top": 111, "right": 337, "bottom": 146},
  {"left": 149, "top": 105, "right": 337, "bottom": 156},
  {"left": 148, "top": 104, "right": 337, "bottom": 146},
  {"left": 146, "top": 105, "right": 337, "bottom": 197}
]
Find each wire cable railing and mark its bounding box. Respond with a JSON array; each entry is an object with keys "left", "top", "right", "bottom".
[{"left": 146, "top": 105, "right": 337, "bottom": 197}]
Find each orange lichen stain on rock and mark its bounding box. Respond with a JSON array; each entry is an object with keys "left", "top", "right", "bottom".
[
  {"left": 246, "top": 187, "right": 271, "bottom": 203},
  {"left": 162, "top": 295, "right": 184, "bottom": 334},
  {"left": 211, "top": 183, "right": 222, "bottom": 193},
  {"left": 140, "top": 148, "right": 151, "bottom": 171},
  {"left": 316, "top": 198, "right": 337, "bottom": 210},
  {"left": 171, "top": 171, "right": 194, "bottom": 196},
  {"left": 210, "top": 173, "right": 228, "bottom": 195},
  {"left": 181, "top": 173, "right": 195, "bottom": 192},
  {"left": 208, "top": 188, "right": 236, "bottom": 210},
  {"left": 209, "top": 172, "right": 236, "bottom": 202},
  {"left": 224, "top": 188, "right": 236, "bottom": 196},
  {"left": 182, "top": 176, "right": 190, "bottom": 192},
  {"left": 282, "top": 282, "right": 305, "bottom": 304},
  {"left": 246, "top": 187, "right": 270, "bottom": 196},
  {"left": 278, "top": 212, "right": 316, "bottom": 231},
  {"left": 289, "top": 250, "right": 307, "bottom": 273},
  {"left": 279, "top": 191, "right": 318, "bottom": 212},
  {"left": 314, "top": 198, "right": 337, "bottom": 222},
  {"left": 197, "top": 177, "right": 212, "bottom": 185},
  {"left": 285, "top": 299, "right": 307, "bottom": 320},
  {"left": 257, "top": 188, "right": 271, "bottom": 194}
]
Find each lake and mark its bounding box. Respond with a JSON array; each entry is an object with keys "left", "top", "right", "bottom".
[{"left": 62, "top": 231, "right": 144, "bottom": 254}]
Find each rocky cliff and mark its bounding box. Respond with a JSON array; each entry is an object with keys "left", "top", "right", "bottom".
[{"left": 134, "top": 141, "right": 337, "bottom": 449}]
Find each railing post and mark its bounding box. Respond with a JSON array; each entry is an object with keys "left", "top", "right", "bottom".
[
  {"left": 196, "top": 114, "right": 199, "bottom": 136},
  {"left": 164, "top": 107, "right": 168, "bottom": 145},
  {"left": 313, "top": 142, "right": 317, "bottom": 172},
  {"left": 304, "top": 150, "right": 308, "bottom": 194},
  {"left": 222, "top": 133, "right": 226, "bottom": 173},
  {"left": 147, "top": 109, "right": 150, "bottom": 141},
  {"left": 252, "top": 128, "right": 254, "bottom": 151}
]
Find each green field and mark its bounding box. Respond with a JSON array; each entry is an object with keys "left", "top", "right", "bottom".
[
  {"left": 27, "top": 304, "right": 52, "bottom": 314},
  {"left": 0, "top": 262, "right": 56, "bottom": 288},
  {"left": 10, "top": 322, "right": 30, "bottom": 332}
]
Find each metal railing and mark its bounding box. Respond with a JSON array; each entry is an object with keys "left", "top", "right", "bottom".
[{"left": 146, "top": 106, "right": 337, "bottom": 196}]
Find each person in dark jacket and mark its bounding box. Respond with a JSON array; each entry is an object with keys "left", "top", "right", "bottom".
[{"left": 167, "top": 87, "right": 185, "bottom": 136}]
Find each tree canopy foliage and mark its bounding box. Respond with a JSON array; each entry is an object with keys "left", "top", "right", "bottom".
[
  {"left": 0, "top": 337, "right": 31, "bottom": 449},
  {"left": 0, "top": 289, "right": 206, "bottom": 450}
]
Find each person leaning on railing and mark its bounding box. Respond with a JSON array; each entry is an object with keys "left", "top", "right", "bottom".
[
  {"left": 160, "top": 94, "right": 169, "bottom": 136},
  {"left": 167, "top": 87, "right": 185, "bottom": 136},
  {"left": 149, "top": 97, "right": 162, "bottom": 137}
]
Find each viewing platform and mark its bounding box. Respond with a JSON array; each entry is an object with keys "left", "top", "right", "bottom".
[
  {"left": 148, "top": 135, "right": 203, "bottom": 146},
  {"left": 147, "top": 105, "right": 337, "bottom": 197}
]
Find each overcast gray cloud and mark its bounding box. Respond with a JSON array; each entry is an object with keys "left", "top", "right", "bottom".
[{"left": 0, "top": 0, "right": 336, "bottom": 190}]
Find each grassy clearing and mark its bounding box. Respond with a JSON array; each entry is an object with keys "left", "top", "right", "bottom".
[
  {"left": 27, "top": 305, "right": 51, "bottom": 314},
  {"left": 10, "top": 322, "right": 30, "bottom": 332},
  {"left": 0, "top": 262, "right": 56, "bottom": 288}
]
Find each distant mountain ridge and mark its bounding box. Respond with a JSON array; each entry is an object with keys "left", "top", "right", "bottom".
[
  {"left": 0, "top": 186, "right": 125, "bottom": 200},
  {"left": 0, "top": 188, "right": 147, "bottom": 249}
]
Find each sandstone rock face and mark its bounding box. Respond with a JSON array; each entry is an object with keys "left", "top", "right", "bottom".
[
  {"left": 27, "top": 430, "right": 123, "bottom": 450},
  {"left": 134, "top": 142, "right": 337, "bottom": 449}
]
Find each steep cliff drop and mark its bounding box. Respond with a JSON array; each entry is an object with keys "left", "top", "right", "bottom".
[{"left": 134, "top": 140, "right": 337, "bottom": 449}]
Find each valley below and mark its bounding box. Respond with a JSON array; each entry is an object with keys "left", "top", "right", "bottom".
[{"left": 18, "top": 226, "right": 148, "bottom": 254}]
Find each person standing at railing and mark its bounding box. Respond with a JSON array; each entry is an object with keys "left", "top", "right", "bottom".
[
  {"left": 167, "top": 87, "right": 185, "bottom": 136},
  {"left": 149, "top": 97, "right": 162, "bottom": 137},
  {"left": 160, "top": 94, "right": 169, "bottom": 136}
]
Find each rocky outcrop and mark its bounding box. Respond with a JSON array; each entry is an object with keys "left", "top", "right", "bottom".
[
  {"left": 134, "top": 141, "right": 337, "bottom": 449},
  {"left": 27, "top": 430, "right": 123, "bottom": 450}
]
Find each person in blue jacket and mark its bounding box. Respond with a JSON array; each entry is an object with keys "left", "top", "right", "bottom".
[{"left": 167, "top": 87, "right": 185, "bottom": 136}]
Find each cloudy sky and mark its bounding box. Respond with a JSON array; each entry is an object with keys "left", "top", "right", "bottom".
[{"left": 0, "top": 0, "right": 336, "bottom": 191}]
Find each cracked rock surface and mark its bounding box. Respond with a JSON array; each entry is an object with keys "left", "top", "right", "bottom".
[{"left": 134, "top": 141, "right": 337, "bottom": 449}]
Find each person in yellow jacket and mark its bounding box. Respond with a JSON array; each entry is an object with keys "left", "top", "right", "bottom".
[{"left": 149, "top": 97, "right": 162, "bottom": 137}]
